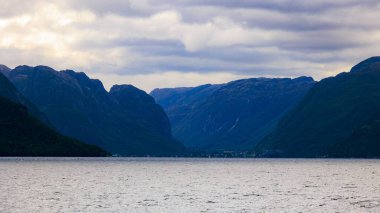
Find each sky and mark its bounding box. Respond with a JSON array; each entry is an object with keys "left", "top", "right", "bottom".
[{"left": 0, "top": 0, "right": 380, "bottom": 92}]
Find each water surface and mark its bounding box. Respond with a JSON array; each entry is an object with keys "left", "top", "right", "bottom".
[{"left": 0, "top": 158, "right": 379, "bottom": 212}]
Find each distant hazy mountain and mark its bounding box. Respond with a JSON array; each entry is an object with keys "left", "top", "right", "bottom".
[
  {"left": 151, "top": 77, "right": 315, "bottom": 151},
  {"left": 151, "top": 84, "right": 222, "bottom": 128},
  {"left": 0, "top": 72, "right": 107, "bottom": 156},
  {"left": 256, "top": 57, "right": 380, "bottom": 158},
  {"left": 6, "top": 65, "right": 184, "bottom": 156}
]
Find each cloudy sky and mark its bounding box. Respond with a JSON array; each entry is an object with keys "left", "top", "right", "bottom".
[{"left": 1, "top": 0, "right": 380, "bottom": 91}]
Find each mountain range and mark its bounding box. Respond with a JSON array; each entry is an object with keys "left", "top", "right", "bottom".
[
  {"left": 1, "top": 56, "right": 380, "bottom": 157},
  {"left": 1, "top": 65, "right": 184, "bottom": 156},
  {"left": 151, "top": 77, "right": 315, "bottom": 151}
]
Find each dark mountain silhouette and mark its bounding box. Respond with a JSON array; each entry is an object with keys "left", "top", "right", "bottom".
[
  {"left": 6, "top": 65, "right": 184, "bottom": 156},
  {"left": 256, "top": 57, "right": 380, "bottom": 157},
  {"left": 0, "top": 65, "right": 50, "bottom": 125},
  {"left": 0, "top": 72, "right": 107, "bottom": 156}
]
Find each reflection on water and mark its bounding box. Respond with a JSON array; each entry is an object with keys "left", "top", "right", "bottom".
[{"left": 0, "top": 158, "right": 379, "bottom": 212}]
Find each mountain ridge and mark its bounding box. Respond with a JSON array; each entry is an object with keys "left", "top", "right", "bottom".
[
  {"left": 5, "top": 65, "right": 184, "bottom": 156},
  {"left": 152, "top": 76, "right": 315, "bottom": 151}
]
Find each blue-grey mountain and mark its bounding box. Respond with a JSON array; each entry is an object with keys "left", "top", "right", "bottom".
[
  {"left": 0, "top": 65, "right": 50, "bottom": 125},
  {"left": 151, "top": 77, "right": 315, "bottom": 151},
  {"left": 256, "top": 57, "right": 380, "bottom": 157},
  {"left": 5, "top": 65, "right": 184, "bottom": 156},
  {"left": 0, "top": 71, "right": 107, "bottom": 156}
]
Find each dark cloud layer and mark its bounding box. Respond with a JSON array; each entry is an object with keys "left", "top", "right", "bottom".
[{"left": 181, "top": 0, "right": 379, "bottom": 13}]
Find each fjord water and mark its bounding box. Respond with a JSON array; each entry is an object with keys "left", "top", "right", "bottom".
[{"left": 0, "top": 158, "right": 379, "bottom": 212}]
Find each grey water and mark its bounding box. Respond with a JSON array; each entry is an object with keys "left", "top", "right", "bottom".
[{"left": 0, "top": 158, "right": 379, "bottom": 212}]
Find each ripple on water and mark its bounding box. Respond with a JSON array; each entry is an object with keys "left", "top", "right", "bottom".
[{"left": 0, "top": 158, "right": 379, "bottom": 212}]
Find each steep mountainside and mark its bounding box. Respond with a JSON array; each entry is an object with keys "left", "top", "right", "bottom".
[
  {"left": 110, "top": 85, "right": 172, "bottom": 136},
  {"left": 0, "top": 65, "right": 49, "bottom": 125},
  {"left": 151, "top": 77, "right": 315, "bottom": 151},
  {"left": 6, "top": 65, "right": 184, "bottom": 156},
  {"left": 0, "top": 72, "right": 107, "bottom": 156},
  {"left": 0, "top": 64, "right": 11, "bottom": 77},
  {"left": 151, "top": 84, "right": 222, "bottom": 128},
  {"left": 256, "top": 57, "right": 380, "bottom": 157},
  {"left": 331, "top": 113, "right": 380, "bottom": 158}
]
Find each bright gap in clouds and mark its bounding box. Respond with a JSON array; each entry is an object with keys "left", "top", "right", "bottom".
[
  {"left": 0, "top": 0, "right": 380, "bottom": 91},
  {"left": 92, "top": 72, "right": 257, "bottom": 93}
]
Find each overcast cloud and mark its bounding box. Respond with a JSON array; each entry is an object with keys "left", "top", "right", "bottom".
[{"left": 0, "top": 0, "right": 379, "bottom": 91}]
